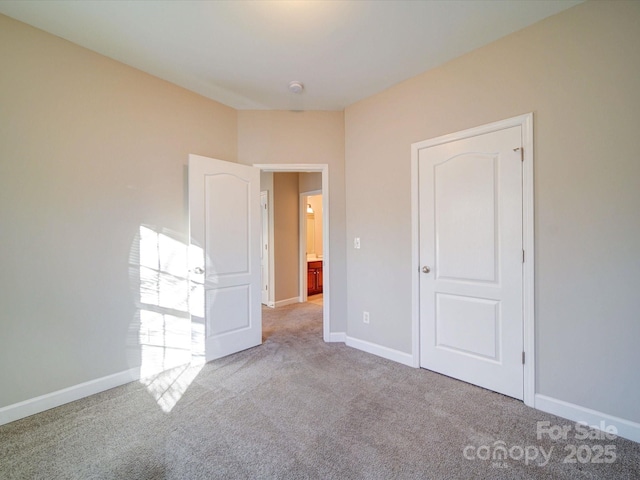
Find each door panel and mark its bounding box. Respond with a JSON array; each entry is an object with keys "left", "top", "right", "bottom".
[
  {"left": 189, "top": 154, "right": 261, "bottom": 362},
  {"left": 419, "top": 126, "right": 523, "bottom": 399},
  {"left": 435, "top": 153, "right": 497, "bottom": 282},
  {"left": 207, "top": 286, "right": 250, "bottom": 335},
  {"left": 260, "top": 192, "right": 269, "bottom": 305},
  {"left": 436, "top": 293, "right": 500, "bottom": 360},
  {"left": 205, "top": 174, "right": 250, "bottom": 275}
]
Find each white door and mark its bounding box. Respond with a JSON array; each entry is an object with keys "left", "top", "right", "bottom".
[
  {"left": 188, "top": 154, "right": 262, "bottom": 362},
  {"left": 418, "top": 126, "right": 524, "bottom": 399},
  {"left": 260, "top": 191, "right": 270, "bottom": 305}
]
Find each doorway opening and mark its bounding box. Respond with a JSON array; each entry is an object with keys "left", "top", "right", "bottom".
[
  {"left": 255, "top": 164, "right": 331, "bottom": 342},
  {"left": 301, "top": 192, "right": 323, "bottom": 307}
]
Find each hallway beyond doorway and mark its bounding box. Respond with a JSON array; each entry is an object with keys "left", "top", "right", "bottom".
[{"left": 307, "top": 294, "right": 323, "bottom": 307}]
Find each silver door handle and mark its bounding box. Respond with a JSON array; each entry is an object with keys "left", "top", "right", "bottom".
[
  {"left": 422, "top": 266, "right": 431, "bottom": 274},
  {"left": 193, "top": 267, "right": 204, "bottom": 275}
]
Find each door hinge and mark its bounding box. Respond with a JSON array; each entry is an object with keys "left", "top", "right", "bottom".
[
  {"left": 522, "top": 249, "right": 525, "bottom": 263},
  {"left": 513, "top": 147, "right": 524, "bottom": 162},
  {"left": 522, "top": 351, "right": 525, "bottom": 364}
]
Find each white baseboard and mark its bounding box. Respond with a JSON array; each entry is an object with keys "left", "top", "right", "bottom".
[
  {"left": 327, "top": 332, "right": 346, "bottom": 343},
  {"left": 535, "top": 394, "right": 640, "bottom": 444},
  {"left": 345, "top": 336, "right": 414, "bottom": 367},
  {"left": 274, "top": 297, "right": 300, "bottom": 308},
  {"left": 0, "top": 367, "right": 140, "bottom": 426}
]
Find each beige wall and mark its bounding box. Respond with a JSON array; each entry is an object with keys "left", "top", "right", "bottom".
[
  {"left": 238, "top": 111, "right": 346, "bottom": 332},
  {"left": 273, "top": 173, "right": 300, "bottom": 302},
  {"left": 0, "top": 15, "right": 237, "bottom": 407},
  {"left": 344, "top": 1, "right": 640, "bottom": 423}
]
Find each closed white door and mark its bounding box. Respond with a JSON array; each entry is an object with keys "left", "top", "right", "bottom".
[
  {"left": 418, "top": 126, "right": 524, "bottom": 399},
  {"left": 189, "top": 154, "right": 262, "bottom": 362},
  {"left": 260, "top": 191, "right": 269, "bottom": 306}
]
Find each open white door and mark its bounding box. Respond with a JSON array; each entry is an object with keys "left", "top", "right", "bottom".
[{"left": 189, "top": 154, "right": 262, "bottom": 362}]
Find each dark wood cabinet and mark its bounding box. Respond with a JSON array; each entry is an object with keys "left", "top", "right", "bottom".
[{"left": 307, "top": 261, "right": 323, "bottom": 296}]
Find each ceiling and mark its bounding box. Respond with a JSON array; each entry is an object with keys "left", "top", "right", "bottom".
[{"left": 0, "top": 0, "right": 582, "bottom": 111}]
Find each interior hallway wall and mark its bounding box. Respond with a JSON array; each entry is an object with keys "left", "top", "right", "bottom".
[
  {"left": 273, "top": 173, "right": 300, "bottom": 302},
  {"left": 299, "top": 172, "right": 322, "bottom": 193}
]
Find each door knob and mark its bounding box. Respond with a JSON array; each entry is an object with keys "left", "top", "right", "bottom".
[
  {"left": 422, "top": 266, "right": 431, "bottom": 274},
  {"left": 193, "top": 267, "right": 204, "bottom": 275}
]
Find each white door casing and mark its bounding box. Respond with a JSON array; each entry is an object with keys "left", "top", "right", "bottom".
[
  {"left": 189, "top": 154, "right": 262, "bottom": 362},
  {"left": 413, "top": 114, "right": 534, "bottom": 404},
  {"left": 254, "top": 164, "right": 333, "bottom": 343},
  {"left": 260, "top": 191, "right": 269, "bottom": 306}
]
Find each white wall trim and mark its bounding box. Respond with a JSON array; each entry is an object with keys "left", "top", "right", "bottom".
[
  {"left": 260, "top": 190, "right": 272, "bottom": 307},
  {"left": 328, "top": 332, "right": 346, "bottom": 343},
  {"left": 535, "top": 394, "right": 640, "bottom": 444},
  {"left": 346, "top": 336, "right": 414, "bottom": 367},
  {"left": 410, "top": 112, "right": 535, "bottom": 406},
  {"left": 0, "top": 367, "right": 140, "bottom": 426},
  {"left": 274, "top": 297, "right": 301, "bottom": 308},
  {"left": 521, "top": 113, "right": 535, "bottom": 407},
  {"left": 254, "top": 164, "right": 331, "bottom": 343}
]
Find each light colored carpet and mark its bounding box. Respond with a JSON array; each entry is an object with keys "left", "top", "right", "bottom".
[{"left": 1, "top": 302, "right": 638, "bottom": 479}]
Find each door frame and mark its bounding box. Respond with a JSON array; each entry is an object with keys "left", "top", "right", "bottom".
[
  {"left": 254, "top": 164, "right": 331, "bottom": 343},
  {"left": 299, "top": 189, "right": 322, "bottom": 303},
  {"left": 410, "top": 113, "right": 535, "bottom": 407},
  {"left": 260, "top": 190, "right": 271, "bottom": 306}
]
